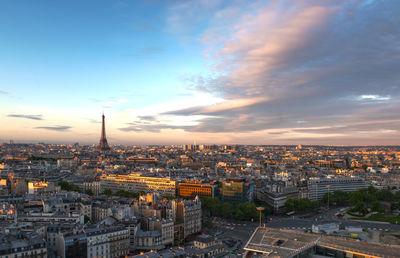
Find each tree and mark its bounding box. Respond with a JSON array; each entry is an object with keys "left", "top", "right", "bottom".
[
  {"left": 285, "top": 198, "right": 314, "bottom": 213},
  {"left": 349, "top": 191, "right": 364, "bottom": 205},
  {"left": 285, "top": 199, "right": 296, "bottom": 212},
  {"left": 297, "top": 198, "right": 312, "bottom": 211},
  {"left": 85, "top": 189, "right": 94, "bottom": 196},
  {"left": 367, "top": 186, "right": 377, "bottom": 195},
  {"left": 376, "top": 189, "right": 394, "bottom": 202},
  {"left": 262, "top": 204, "right": 273, "bottom": 216},
  {"left": 354, "top": 201, "right": 367, "bottom": 215},
  {"left": 200, "top": 197, "right": 221, "bottom": 217},
  {"left": 102, "top": 189, "right": 112, "bottom": 196},
  {"left": 58, "top": 181, "right": 81, "bottom": 193},
  {"left": 371, "top": 200, "right": 384, "bottom": 213},
  {"left": 234, "top": 209, "right": 244, "bottom": 220},
  {"left": 394, "top": 191, "right": 400, "bottom": 202},
  {"left": 221, "top": 202, "right": 233, "bottom": 218}
]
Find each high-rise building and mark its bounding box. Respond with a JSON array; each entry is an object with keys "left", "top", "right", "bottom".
[{"left": 97, "top": 113, "right": 110, "bottom": 151}]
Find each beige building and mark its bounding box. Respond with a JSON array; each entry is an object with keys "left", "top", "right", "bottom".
[
  {"left": 174, "top": 197, "right": 202, "bottom": 238},
  {"left": 100, "top": 173, "right": 176, "bottom": 196},
  {"left": 79, "top": 199, "right": 92, "bottom": 221},
  {"left": 92, "top": 202, "right": 112, "bottom": 222},
  {"left": 83, "top": 181, "right": 101, "bottom": 195},
  {"left": 85, "top": 225, "right": 130, "bottom": 258},
  {"left": 154, "top": 219, "right": 174, "bottom": 246}
]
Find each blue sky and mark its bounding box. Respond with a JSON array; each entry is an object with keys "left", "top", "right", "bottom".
[
  {"left": 0, "top": 1, "right": 206, "bottom": 108},
  {"left": 1, "top": 0, "right": 400, "bottom": 145}
]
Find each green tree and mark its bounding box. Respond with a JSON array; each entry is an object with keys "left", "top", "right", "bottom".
[
  {"left": 102, "top": 189, "right": 112, "bottom": 196},
  {"left": 221, "top": 202, "right": 233, "bottom": 218},
  {"left": 354, "top": 201, "right": 367, "bottom": 215},
  {"left": 58, "top": 181, "right": 81, "bottom": 193},
  {"left": 85, "top": 189, "right": 94, "bottom": 196},
  {"left": 349, "top": 191, "right": 364, "bottom": 205},
  {"left": 371, "top": 200, "right": 384, "bottom": 213},
  {"left": 376, "top": 189, "right": 394, "bottom": 202},
  {"left": 285, "top": 199, "right": 296, "bottom": 212},
  {"left": 234, "top": 209, "right": 244, "bottom": 220},
  {"left": 200, "top": 197, "right": 221, "bottom": 217},
  {"left": 367, "top": 186, "right": 377, "bottom": 195}
]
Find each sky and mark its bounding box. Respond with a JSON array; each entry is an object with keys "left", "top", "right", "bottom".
[{"left": 1, "top": 0, "right": 400, "bottom": 145}]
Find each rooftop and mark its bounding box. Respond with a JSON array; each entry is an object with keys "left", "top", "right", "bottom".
[{"left": 244, "top": 227, "right": 400, "bottom": 258}]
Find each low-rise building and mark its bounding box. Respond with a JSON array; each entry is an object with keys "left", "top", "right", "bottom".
[
  {"left": 0, "top": 231, "right": 47, "bottom": 258},
  {"left": 135, "top": 230, "right": 164, "bottom": 251},
  {"left": 84, "top": 225, "right": 129, "bottom": 258},
  {"left": 189, "top": 234, "right": 225, "bottom": 258},
  {"left": 57, "top": 232, "right": 87, "bottom": 258},
  {"left": 177, "top": 181, "right": 215, "bottom": 198}
]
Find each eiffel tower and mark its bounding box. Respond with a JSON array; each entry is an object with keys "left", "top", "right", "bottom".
[{"left": 97, "top": 113, "right": 110, "bottom": 151}]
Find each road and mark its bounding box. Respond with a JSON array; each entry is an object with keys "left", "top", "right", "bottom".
[{"left": 266, "top": 207, "right": 400, "bottom": 232}]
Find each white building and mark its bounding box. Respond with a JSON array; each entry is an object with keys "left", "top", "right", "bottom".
[
  {"left": 312, "top": 222, "right": 339, "bottom": 234},
  {"left": 308, "top": 177, "right": 366, "bottom": 201},
  {"left": 84, "top": 225, "right": 130, "bottom": 258}
]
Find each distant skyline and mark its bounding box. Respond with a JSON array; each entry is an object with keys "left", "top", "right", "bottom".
[{"left": 1, "top": 0, "right": 400, "bottom": 145}]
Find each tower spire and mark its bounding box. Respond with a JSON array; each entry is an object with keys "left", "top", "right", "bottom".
[{"left": 97, "top": 113, "right": 110, "bottom": 151}]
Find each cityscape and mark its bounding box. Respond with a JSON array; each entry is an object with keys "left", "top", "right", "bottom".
[{"left": 1, "top": 1, "right": 400, "bottom": 258}]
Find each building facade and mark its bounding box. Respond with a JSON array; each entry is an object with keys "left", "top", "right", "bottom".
[
  {"left": 175, "top": 197, "right": 202, "bottom": 238},
  {"left": 177, "top": 181, "right": 215, "bottom": 198},
  {"left": 220, "top": 180, "right": 254, "bottom": 204},
  {"left": 308, "top": 177, "right": 366, "bottom": 201},
  {"left": 0, "top": 231, "right": 47, "bottom": 258},
  {"left": 100, "top": 174, "right": 176, "bottom": 196}
]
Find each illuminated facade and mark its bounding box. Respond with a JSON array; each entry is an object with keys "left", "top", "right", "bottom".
[
  {"left": 28, "top": 181, "right": 48, "bottom": 194},
  {"left": 220, "top": 180, "right": 254, "bottom": 204},
  {"left": 177, "top": 181, "right": 215, "bottom": 198},
  {"left": 100, "top": 174, "right": 176, "bottom": 196}
]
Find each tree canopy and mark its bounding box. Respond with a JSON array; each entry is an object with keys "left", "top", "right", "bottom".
[{"left": 201, "top": 197, "right": 271, "bottom": 221}]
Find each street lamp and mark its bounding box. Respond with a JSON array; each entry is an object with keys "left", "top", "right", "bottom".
[
  {"left": 256, "top": 207, "right": 265, "bottom": 227},
  {"left": 327, "top": 185, "right": 331, "bottom": 209}
]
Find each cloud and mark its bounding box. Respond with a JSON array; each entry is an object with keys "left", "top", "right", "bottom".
[
  {"left": 0, "top": 90, "right": 8, "bottom": 95},
  {"left": 34, "top": 126, "right": 71, "bottom": 131},
  {"left": 357, "top": 95, "right": 391, "bottom": 101},
  {"left": 86, "top": 118, "right": 101, "bottom": 124},
  {"left": 119, "top": 124, "right": 190, "bottom": 133},
  {"left": 8, "top": 114, "right": 43, "bottom": 120},
  {"left": 165, "top": 97, "right": 268, "bottom": 116},
  {"left": 138, "top": 115, "right": 157, "bottom": 121},
  {"left": 160, "top": 0, "right": 400, "bottom": 142}
]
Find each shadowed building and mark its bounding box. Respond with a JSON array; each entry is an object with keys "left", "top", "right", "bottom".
[
  {"left": 97, "top": 113, "right": 110, "bottom": 151},
  {"left": 244, "top": 227, "right": 400, "bottom": 257}
]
